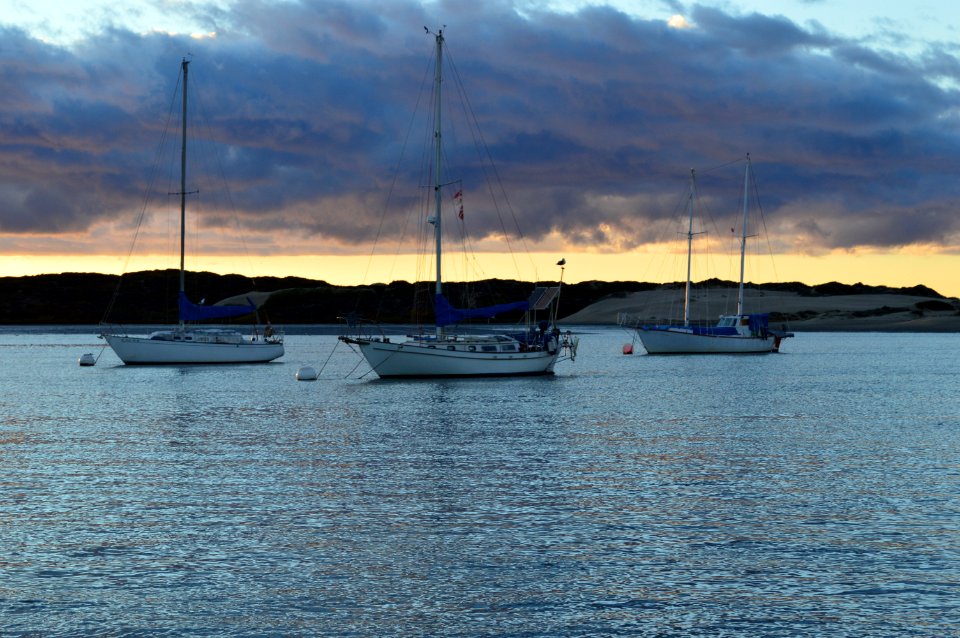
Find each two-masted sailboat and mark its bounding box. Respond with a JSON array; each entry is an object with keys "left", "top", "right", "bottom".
[
  {"left": 100, "top": 60, "right": 284, "bottom": 364},
  {"left": 636, "top": 156, "right": 792, "bottom": 354},
  {"left": 339, "top": 30, "right": 577, "bottom": 378}
]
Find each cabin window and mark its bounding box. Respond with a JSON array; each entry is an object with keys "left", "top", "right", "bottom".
[
  {"left": 501, "top": 345, "right": 517, "bottom": 352},
  {"left": 468, "top": 345, "right": 476, "bottom": 352},
  {"left": 447, "top": 345, "right": 456, "bottom": 351},
  {"left": 481, "top": 345, "right": 497, "bottom": 352}
]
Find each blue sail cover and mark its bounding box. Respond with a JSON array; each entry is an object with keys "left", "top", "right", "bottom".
[
  {"left": 748, "top": 313, "right": 770, "bottom": 334},
  {"left": 434, "top": 293, "right": 529, "bottom": 327},
  {"left": 178, "top": 291, "right": 257, "bottom": 322}
]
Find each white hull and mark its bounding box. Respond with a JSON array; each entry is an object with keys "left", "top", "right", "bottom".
[
  {"left": 346, "top": 338, "right": 559, "bottom": 378},
  {"left": 103, "top": 333, "right": 283, "bottom": 364},
  {"left": 637, "top": 328, "right": 778, "bottom": 354}
]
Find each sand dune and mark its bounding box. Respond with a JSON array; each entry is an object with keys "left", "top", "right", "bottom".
[{"left": 562, "top": 287, "right": 960, "bottom": 332}]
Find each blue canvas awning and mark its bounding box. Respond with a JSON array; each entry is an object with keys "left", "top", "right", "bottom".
[
  {"left": 178, "top": 291, "right": 257, "bottom": 322},
  {"left": 434, "top": 293, "right": 529, "bottom": 327}
]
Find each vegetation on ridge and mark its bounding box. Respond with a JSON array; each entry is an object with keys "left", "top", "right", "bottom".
[{"left": 0, "top": 270, "right": 949, "bottom": 325}]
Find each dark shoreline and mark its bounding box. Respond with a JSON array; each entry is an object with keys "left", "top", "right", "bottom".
[{"left": 2, "top": 270, "right": 956, "bottom": 330}]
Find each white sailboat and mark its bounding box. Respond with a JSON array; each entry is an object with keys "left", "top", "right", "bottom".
[
  {"left": 340, "top": 30, "right": 577, "bottom": 378},
  {"left": 100, "top": 60, "right": 284, "bottom": 365},
  {"left": 636, "top": 156, "right": 792, "bottom": 354}
]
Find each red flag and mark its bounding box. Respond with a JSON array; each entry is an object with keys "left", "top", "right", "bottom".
[
  {"left": 458, "top": 205, "right": 464, "bottom": 220},
  {"left": 454, "top": 190, "right": 462, "bottom": 199}
]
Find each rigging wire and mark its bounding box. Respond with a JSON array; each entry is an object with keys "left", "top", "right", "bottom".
[
  {"left": 445, "top": 46, "right": 537, "bottom": 282},
  {"left": 749, "top": 157, "right": 781, "bottom": 283},
  {"left": 354, "top": 50, "right": 435, "bottom": 325},
  {"left": 349, "top": 32, "right": 564, "bottom": 332},
  {"left": 189, "top": 65, "right": 261, "bottom": 291},
  {"left": 695, "top": 156, "right": 745, "bottom": 176},
  {"left": 101, "top": 63, "right": 184, "bottom": 324}
]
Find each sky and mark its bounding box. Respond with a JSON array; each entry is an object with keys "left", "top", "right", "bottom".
[{"left": 2, "top": 0, "right": 960, "bottom": 295}]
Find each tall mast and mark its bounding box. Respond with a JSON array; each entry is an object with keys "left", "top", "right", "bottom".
[
  {"left": 179, "top": 58, "right": 189, "bottom": 328},
  {"left": 432, "top": 29, "right": 444, "bottom": 337},
  {"left": 736, "top": 154, "right": 751, "bottom": 316},
  {"left": 683, "top": 169, "right": 695, "bottom": 326}
]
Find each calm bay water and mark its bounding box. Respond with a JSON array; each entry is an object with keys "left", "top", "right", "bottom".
[{"left": 1, "top": 327, "right": 958, "bottom": 636}]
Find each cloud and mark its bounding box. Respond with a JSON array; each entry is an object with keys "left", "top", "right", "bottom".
[
  {"left": 667, "top": 14, "right": 692, "bottom": 29},
  {"left": 1, "top": 0, "right": 960, "bottom": 258}
]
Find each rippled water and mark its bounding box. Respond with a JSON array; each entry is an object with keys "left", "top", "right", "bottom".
[{"left": 2, "top": 327, "right": 958, "bottom": 636}]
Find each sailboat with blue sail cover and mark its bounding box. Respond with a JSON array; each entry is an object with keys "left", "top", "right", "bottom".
[
  {"left": 636, "top": 155, "right": 792, "bottom": 354},
  {"left": 100, "top": 59, "right": 283, "bottom": 364},
  {"left": 339, "top": 29, "right": 577, "bottom": 378}
]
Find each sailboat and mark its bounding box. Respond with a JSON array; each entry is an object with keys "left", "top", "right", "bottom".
[
  {"left": 100, "top": 60, "right": 284, "bottom": 365},
  {"left": 636, "top": 155, "right": 792, "bottom": 354},
  {"left": 339, "top": 30, "right": 577, "bottom": 378}
]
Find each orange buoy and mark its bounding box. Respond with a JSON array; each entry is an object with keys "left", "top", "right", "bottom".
[{"left": 622, "top": 343, "right": 634, "bottom": 355}]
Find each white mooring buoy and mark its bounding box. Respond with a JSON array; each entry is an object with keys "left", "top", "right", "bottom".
[
  {"left": 295, "top": 366, "right": 318, "bottom": 381},
  {"left": 78, "top": 353, "right": 96, "bottom": 366}
]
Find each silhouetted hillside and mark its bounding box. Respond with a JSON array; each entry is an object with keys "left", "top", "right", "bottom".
[{"left": 0, "top": 271, "right": 947, "bottom": 325}]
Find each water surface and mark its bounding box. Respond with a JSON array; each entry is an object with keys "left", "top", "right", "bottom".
[{"left": 2, "top": 328, "right": 958, "bottom": 636}]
